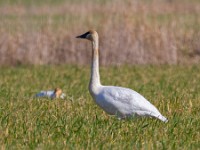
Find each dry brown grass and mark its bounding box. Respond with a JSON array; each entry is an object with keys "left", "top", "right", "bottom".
[{"left": 0, "top": 0, "right": 200, "bottom": 65}]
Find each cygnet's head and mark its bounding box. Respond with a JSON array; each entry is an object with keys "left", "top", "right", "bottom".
[
  {"left": 54, "top": 88, "right": 62, "bottom": 98},
  {"left": 76, "top": 30, "right": 98, "bottom": 41}
]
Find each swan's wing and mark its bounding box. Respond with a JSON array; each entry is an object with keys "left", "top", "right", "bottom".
[
  {"left": 35, "top": 90, "right": 55, "bottom": 98},
  {"left": 35, "top": 91, "right": 46, "bottom": 97},
  {"left": 102, "top": 86, "right": 160, "bottom": 114},
  {"left": 99, "top": 86, "right": 167, "bottom": 122}
]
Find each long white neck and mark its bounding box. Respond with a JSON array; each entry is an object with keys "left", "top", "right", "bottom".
[{"left": 89, "top": 36, "right": 101, "bottom": 94}]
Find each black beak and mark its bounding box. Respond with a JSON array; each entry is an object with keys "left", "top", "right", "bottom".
[{"left": 76, "top": 32, "right": 89, "bottom": 39}]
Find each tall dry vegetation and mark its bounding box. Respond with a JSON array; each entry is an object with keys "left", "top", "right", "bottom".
[{"left": 0, "top": 0, "right": 200, "bottom": 65}]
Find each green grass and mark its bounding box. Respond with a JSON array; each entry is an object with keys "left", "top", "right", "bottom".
[{"left": 0, "top": 65, "right": 199, "bottom": 149}]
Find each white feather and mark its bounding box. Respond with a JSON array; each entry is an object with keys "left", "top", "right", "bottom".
[
  {"left": 35, "top": 91, "right": 56, "bottom": 99},
  {"left": 95, "top": 86, "right": 168, "bottom": 122},
  {"left": 35, "top": 90, "right": 66, "bottom": 99}
]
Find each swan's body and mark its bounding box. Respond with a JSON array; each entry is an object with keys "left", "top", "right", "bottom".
[
  {"left": 91, "top": 85, "right": 167, "bottom": 121},
  {"left": 35, "top": 88, "right": 66, "bottom": 99},
  {"left": 76, "top": 30, "right": 168, "bottom": 122}
]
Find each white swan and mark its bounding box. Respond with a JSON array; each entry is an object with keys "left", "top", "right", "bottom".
[
  {"left": 76, "top": 30, "right": 168, "bottom": 122},
  {"left": 35, "top": 88, "right": 66, "bottom": 99}
]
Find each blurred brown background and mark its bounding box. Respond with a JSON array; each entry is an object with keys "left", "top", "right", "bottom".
[{"left": 0, "top": 0, "right": 199, "bottom": 66}]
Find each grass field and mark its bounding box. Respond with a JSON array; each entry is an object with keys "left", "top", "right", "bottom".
[{"left": 0, "top": 65, "right": 199, "bottom": 149}]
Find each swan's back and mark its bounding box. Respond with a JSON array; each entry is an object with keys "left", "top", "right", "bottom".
[{"left": 94, "top": 85, "right": 168, "bottom": 122}]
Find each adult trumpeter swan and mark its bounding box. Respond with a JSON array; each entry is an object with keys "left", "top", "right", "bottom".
[
  {"left": 76, "top": 30, "right": 168, "bottom": 122},
  {"left": 35, "top": 88, "right": 66, "bottom": 99}
]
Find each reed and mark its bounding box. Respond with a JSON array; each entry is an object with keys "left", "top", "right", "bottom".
[{"left": 0, "top": 0, "right": 199, "bottom": 65}]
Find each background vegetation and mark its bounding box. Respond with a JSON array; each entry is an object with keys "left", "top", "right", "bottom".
[{"left": 0, "top": 0, "right": 200, "bottom": 65}]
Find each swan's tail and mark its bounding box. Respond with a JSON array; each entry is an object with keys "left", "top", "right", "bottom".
[{"left": 157, "top": 115, "right": 168, "bottom": 123}]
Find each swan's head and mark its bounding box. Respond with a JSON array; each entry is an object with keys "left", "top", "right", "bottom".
[
  {"left": 54, "top": 88, "right": 62, "bottom": 98},
  {"left": 76, "top": 30, "right": 98, "bottom": 41}
]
